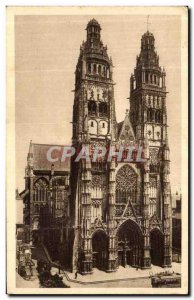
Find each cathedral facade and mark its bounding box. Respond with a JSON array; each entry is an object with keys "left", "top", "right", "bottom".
[
  {"left": 22, "top": 19, "right": 172, "bottom": 274},
  {"left": 69, "top": 19, "right": 172, "bottom": 274}
]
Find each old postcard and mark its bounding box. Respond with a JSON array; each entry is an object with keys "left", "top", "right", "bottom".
[{"left": 7, "top": 6, "right": 188, "bottom": 295}]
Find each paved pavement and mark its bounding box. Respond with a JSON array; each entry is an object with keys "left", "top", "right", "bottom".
[
  {"left": 16, "top": 272, "right": 39, "bottom": 288},
  {"left": 16, "top": 249, "right": 181, "bottom": 289},
  {"left": 74, "top": 277, "right": 152, "bottom": 288},
  {"left": 16, "top": 271, "right": 151, "bottom": 288},
  {"left": 66, "top": 262, "right": 181, "bottom": 283},
  {"left": 24, "top": 263, "right": 180, "bottom": 287}
]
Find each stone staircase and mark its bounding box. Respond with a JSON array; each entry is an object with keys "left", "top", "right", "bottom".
[{"left": 31, "top": 242, "right": 49, "bottom": 262}]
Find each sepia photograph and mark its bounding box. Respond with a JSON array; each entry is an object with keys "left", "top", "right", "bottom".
[{"left": 6, "top": 6, "right": 188, "bottom": 295}]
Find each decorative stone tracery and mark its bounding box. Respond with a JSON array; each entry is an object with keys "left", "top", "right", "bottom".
[
  {"left": 91, "top": 174, "right": 103, "bottom": 188},
  {"left": 149, "top": 148, "right": 159, "bottom": 164},
  {"left": 149, "top": 148, "right": 160, "bottom": 173},
  {"left": 116, "top": 165, "right": 137, "bottom": 192},
  {"left": 33, "top": 178, "right": 49, "bottom": 203},
  {"left": 115, "top": 165, "right": 138, "bottom": 218}
]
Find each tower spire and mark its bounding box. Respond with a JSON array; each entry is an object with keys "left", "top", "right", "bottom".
[
  {"left": 27, "top": 140, "right": 33, "bottom": 163},
  {"left": 145, "top": 15, "right": 151, "bottom": 32},
  {"left": 25, "top": 140, "right": 34, "bottom": 178}
]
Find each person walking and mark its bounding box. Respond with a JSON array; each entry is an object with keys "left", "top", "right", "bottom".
[{"left": 74, "top": 271, "right": 78, "bottom": 279}]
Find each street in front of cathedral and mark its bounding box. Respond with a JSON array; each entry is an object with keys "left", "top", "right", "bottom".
[
  {"left": 16, "top": 262, "right": 181, "bottom": 288},
  {"left": 10, "top": 8, "right": 188, "bottom": 295}
]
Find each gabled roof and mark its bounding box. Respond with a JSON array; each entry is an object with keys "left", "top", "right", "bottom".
[
  {"left": 28, "top": 143, "right": 70, "bottom": 172},
  {"left": 117, "top": 111, "right": 135, "bottom": 143},
  {"left": 117, "top": 121, "right": 124, "bottom": 137}
]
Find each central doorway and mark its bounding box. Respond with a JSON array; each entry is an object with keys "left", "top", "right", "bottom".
[
  {"left": 92, "top": 230, "right": 108, "bottom": 271},
  {"left": 117, "top": 219, "right": 143, "bottom": 268}
]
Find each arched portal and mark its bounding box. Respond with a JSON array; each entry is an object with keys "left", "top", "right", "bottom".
[
  {"left": 92, "top": 230, "right": 108, "bottom": 271},
  {"left": 150, "top": 228, "right": 164, "bottom": 266},
  {"left": 32, "top": 230, "right": 40, "bottom": 245},
  {"left": 116, "top": 219, "right": 143, "bottom": 268}
]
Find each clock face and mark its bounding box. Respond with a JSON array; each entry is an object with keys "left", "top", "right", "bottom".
[{"left": 86, "top": 85, "right": 109, "bottom": 102}]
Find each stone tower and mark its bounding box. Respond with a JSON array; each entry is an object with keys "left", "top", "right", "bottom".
[
  {"left": 130, "top": 30, "right": 172, "bottom": 267},
  {"left": 70, "top": 19, "right": 117, "bottom": 274}
]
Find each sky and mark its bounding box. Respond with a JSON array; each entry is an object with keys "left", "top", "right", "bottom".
[{"left": 15, "top": 14, "right": 181, "bottom": 193}]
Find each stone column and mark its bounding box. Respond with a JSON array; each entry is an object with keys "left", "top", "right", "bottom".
[
  {"left": 162, "top": 146, "right": 172, "bottom": 267},
  {"left": 142, "top": 141, "right": 151, "bottom": 269},
  {"left": 107, "top": 158, "right": 117, "bottom": 272},
  {"left": 82, "top": 55, "right": 86, "bottom": 79},
  {"left": 142, "top": 68, "right": 145, "bottom": 84},
  {"left": 80, "top": 155, "right": 93, "bottom": 274},
  {"left": 162, "top": 69, "right": 166, "bottom": 88}
]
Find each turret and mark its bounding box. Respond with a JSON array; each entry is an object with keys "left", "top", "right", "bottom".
[
  {"left": 141, "top": 31, "right": 155, "bottom": 52},
  {"left": 25, "top": 140, "right": 34, "bottom": 180},
  {"left": 27, "top": 140, "right": 33, "bottom": 167},
  {"left": 86, "top": 18, "right": 101, "bottom": 50},
  {"left": 73, "top": 19, "right": 116, "bottom": 142},
  {"left": 131, "top": 31, "right": 165, "bottom": 91}
]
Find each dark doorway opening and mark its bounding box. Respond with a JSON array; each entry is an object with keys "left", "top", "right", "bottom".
[
  {"left": 92, "top": 230, "right": 108, "bottom": 271},
  {"left": 117, "top": 219, "right": 143, "bottom": 268},
  {"left": 150, "top": 229, "right": 164, "bottom": 266},
  {"left": 32, "top": 230, "right": 40, "bottom": 245}
]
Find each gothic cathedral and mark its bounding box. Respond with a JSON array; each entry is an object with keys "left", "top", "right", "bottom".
[{"left": 69, "top": 19, "right": 172, "bottom": 274}]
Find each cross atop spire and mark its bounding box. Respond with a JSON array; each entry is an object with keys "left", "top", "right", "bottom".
[{"left": 145, "top": 15, "right": 151, "bottom": 31}]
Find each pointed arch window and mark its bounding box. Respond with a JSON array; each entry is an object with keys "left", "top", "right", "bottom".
[
  {"left": 88, "top": 100, "right": 97, "bottom": 115},
  {"left": 93, "top": 64, "right": 97, "bottom": 74},
  {"left": 98, "top": 65, "right": 102, "bottom": 75},
  {"left": 99, "top": 102, "right": 108, "bottom": 117},
  {"left": 88, "top": 63, "right": 91, "bottom": 74},
  {"left": 155, "top": 110, "right": 163, "bottom": 124},
  {"left": 145, "top": 73, "right": 148, "bottom": 83},
  {"left": 156, "top": 110, "right": 160, "bottom": 123},
  {"left": 34, "top": 178, "right": 49, "bottom": 203},
  {"left": 102, "top": 66, "right": 106, "bottom": 76}
]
